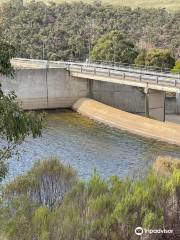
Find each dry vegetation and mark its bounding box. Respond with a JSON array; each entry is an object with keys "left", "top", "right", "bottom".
[{"left": 154, "top": 156, "right": 180, "bottom": 176}]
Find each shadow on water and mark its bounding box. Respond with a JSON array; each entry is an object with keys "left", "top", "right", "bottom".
[{"left": 5, "top": 109, "right": 180, "bottom": 182}]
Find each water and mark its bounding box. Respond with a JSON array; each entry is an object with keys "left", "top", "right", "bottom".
[{"left": 6, "top": 110, "right": 180, "bottom": 181}]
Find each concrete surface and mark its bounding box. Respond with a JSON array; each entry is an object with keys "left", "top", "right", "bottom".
[
  {"left": 91, "top": 80, "right": 177, "bottom": 115},
  {"left": 176, "top": 92, "right": 180, "bottom": 114},
  {"left": 71, "top": 71, "right": 180, "bottom": 94},
  {"left": 145, "top": 89, "right": 165, "bottom": 121},
  {"left": 91, "top": 81, "right": 145, "bottom": 114},
  {"left": 8, "top": 58, "right": 180, "bottom": 116},
  {"left": 0, "top": 62, "right": 178, "bottom": 116},
  {"left": 73, "top": 98, "right": 180, "bottom": 146},
  {"left": 0, "top": 68, "right": 89, "bottom": 110},
  {"left": 166, "top": 115, "right": 180, "bottom": 124}
]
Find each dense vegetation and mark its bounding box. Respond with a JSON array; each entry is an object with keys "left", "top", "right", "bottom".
[
  {"left": 0, "top": 0, "right": 179, "bottom": 63},
  {"left": 0, "top": 40, "right": 15, "bottom": 76},
  {"left": 0, "top": 0, "right": 180, "bottom": 11},
  {"left": 91, "top": 31, "right": 139, "bottom": 64},
  {"left": 134, "top": 49, "right": 176, "bottom": 69},
  {"left": 172, "top": 60, "right": 180, "bottom": 73},
  {"left": 0, "top": 157, "right": 179, "bottom": 240}
]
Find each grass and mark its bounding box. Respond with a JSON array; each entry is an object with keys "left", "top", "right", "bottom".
[{"left": 0, "top": 0, "right": 180, "bottom": 11}]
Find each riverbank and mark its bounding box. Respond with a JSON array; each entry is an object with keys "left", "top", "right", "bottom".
[{"left": 73, "top": 98, "right": 180, "bottom": 146}]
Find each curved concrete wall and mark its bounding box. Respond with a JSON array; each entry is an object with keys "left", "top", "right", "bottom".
[{"left": 73, "top": 98, "right": 180, "bottom": 146}]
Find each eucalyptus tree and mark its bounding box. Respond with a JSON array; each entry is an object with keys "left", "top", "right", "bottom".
[
  {"left": 91, "top": 31, "right": 138, "bottom": 64},
  {"left": 135, "top": 49, "right": 176, "bottom": 70},
  {"left": 172, "top": 60, "right": 180, "bottom": 73},
  {"left": 1, "top": 1, "right": 179, "bottom": 61},
  {"left": 0, "top": 40, "right": 44, "bottom": 181}
]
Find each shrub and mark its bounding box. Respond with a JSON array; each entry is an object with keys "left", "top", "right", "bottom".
[
  {"left": 0, "top": 157, "right": 180, "bottom": 240},
  {"left": 171, "top": 60, "right": 180, "bottom": 73}
]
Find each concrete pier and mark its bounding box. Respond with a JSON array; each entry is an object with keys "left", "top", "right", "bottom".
[
  {"left": 176, "top": 92, "right": 180, "bottom": 114},
  {"left": 145, "top": 89, "right": 166, "bottom": 121}
]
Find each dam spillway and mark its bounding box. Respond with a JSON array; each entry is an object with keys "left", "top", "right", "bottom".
[
  {"left": 1, "top": 58, "right": 179, "bottom": 116},
  {"left": 1, "top": 58, "right": 180, "bottom": 145},
  {"left": 73, "top": 98, "right": 180, "bottom": 146}
]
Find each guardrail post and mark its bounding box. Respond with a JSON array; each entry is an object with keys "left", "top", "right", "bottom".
[
  {"left": 139, "top": 75, "right": 142, "bottom": 82},
  {"left": 81, "top": 66, "right": 83, "bottom": 73},
  {"left": 174, "top": 79, "right": 177, "bottom": 87}
]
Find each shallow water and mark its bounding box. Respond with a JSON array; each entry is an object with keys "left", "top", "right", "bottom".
[{"left": 5, "top": 109, "right": 180, "bottom": 181}]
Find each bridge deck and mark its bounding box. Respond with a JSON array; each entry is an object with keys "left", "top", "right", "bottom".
[{"left": 11, "top": 58, "right": 180, "bottom": 93}]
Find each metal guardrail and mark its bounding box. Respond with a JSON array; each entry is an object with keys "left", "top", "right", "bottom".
[{"left": 12, "top": 58, "right": 180, "bottom": 91}]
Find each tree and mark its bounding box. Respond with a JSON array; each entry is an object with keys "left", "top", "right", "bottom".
[
  {"left": 91, "top": 31, "right": 138, "bottom": 64},
  {"left": 1, "top": 158, "right": 180, "bottom": 240},
  {"left": 4, "top": 158, "right": 77, "bottom": 208},
  {"left": 135, "top": 49, "right": 176, "bottom": 70},
  {"left": 134, "top": 49, "right": 147, "bottom": 66},
  {"left": 144, "top": 49, "right": 175, "bottom": 69},
  {"left": 0, "top": 40, "right": 44, "bottom": 181},
  {"left": 171, "top": 60, "right": 180, "bottom": 73},
  {"left": 0, "top": 40, "right": 15, "bottom": 77},
  {"left": 0, "top": 1, "right": 179, "bottom": 61}
]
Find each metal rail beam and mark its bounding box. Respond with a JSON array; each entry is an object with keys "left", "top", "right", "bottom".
[{"left": 11, "top": 58, "right": 180, "bottom": 93}]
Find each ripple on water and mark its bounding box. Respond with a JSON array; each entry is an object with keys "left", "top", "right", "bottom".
[{"left": 5, "top": 109, "right": 180, "bottom": 182}]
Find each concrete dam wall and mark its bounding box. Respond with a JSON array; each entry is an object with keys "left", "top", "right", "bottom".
[
  {"left": 91, "top": 80, "right": 176, "bottom": 115},
  {"left": 0, "top": 68, "right": 89, "bottom": 110},
  {"left": 0, "top": 67, "right": 177, "bottom": 113},
  {"left": 73, "top": 98, "right": 180, "bottom": 146}
]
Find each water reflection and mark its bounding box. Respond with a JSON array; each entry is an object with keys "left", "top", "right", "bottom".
[{"left": 6, "top": 109, "right": 180, "bottom": 181}]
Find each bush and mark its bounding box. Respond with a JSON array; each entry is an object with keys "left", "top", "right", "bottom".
[
  {"left": 4, "top": 157, "right": 77, "bottom": 208},
  {"left": 135, "top": 49, "right": 175, "bottom": 69},
  {"left": 0, "top": 157, "right": 180, "bottom": 240},
  {"left": 171, "top": 60, "right": 180, "bottom": 73}
]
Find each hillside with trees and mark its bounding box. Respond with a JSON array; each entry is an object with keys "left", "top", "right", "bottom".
[
  {"left": 0, "top": 0, "right": 179, "bottom": 64},
  {"left": 0, "top": 0, "right": 180, "bottom": 11},
  {"left": 91, "top": 31, "right": 139, "bottom": 64}
]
